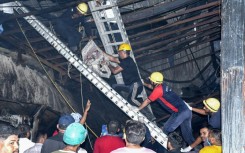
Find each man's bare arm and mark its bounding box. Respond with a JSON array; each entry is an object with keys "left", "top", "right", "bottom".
[
  {"left": 108, "top": 65, "right": 123, "bottom": 74},
  {"left": 80, "top": 100, "right": 91, "bottom": 125},
  {"left": 104, "top": 52, "right": 120, "bottom": 64},
  {"left": 192, "top": 107, "right": 207, "bottom": 115},
  {"left": 139, "top": 98, "right": 151, "bottom": 110}
]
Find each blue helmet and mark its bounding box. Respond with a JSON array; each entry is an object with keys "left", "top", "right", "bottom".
[{"left": 63, "top": 123, "right": 87, "bottom": 145}]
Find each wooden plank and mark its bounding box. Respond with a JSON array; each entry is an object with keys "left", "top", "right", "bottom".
[
  {"left": 221, "top": 0, "right": 245, "bottom": 152},
  {"left": 46, "top": 55, "right": 63, "bottom": 61},
  {"left": 35, "top": 46, "right": 54, "bottom": 53},
  {"left": 20, "top": 37, "right": 45, "bottom": 44}
]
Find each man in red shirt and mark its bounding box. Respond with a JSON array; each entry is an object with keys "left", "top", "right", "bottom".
[
  {"left": 93, "top": 120, "right": 125, "bottom": 153},
  {"left": 137, "top": 72, "right": 195, "bottom": 146}
]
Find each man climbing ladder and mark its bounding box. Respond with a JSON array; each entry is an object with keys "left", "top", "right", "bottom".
[{"left": 105, "top": 43, "right": 155, "bottom": 121}]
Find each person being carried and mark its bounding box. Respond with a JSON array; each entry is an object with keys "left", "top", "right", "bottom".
[
  {"left": 111, "top": 120, "right": 156, "bottom": 153},
  {"left": 105, "top": 43, "right": 155, "bottom": 121},
  {"left": 135, "top": 72, "right": 195, "bottom": 146},
  {"left": 93, "top": 120, "right": 125, "bottom": 153},
  {"left": 181, "top": 98, "right": 221, "bottom": 152}
]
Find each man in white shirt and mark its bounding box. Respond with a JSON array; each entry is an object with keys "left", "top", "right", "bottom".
[
  {"left": 24, "top": 132, "right": 47, "bottom": 153},
  {"left": 18, "top": 124, "right": 35, "bottom": 153},
  {"left": 111, "top": 120, "right": 156, "bottom": 153}
]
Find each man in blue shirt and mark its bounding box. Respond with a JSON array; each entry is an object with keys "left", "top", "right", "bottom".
[
  {"left": 55, "top": 3, "right": 92, "bottom": 52},
  {"left": 181, "top": 98, "right": 221, "bottom": 152}
]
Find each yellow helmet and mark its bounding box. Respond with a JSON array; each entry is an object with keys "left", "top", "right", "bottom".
[
  {"left": 77, "top": 3, "right": 88, "bottom": 15},
  {"left": 118, "top": 43, "right": 131, "bottom": 51},
  {"left": 203, "top": 98, "right": 220, "bottom": 112},
  {"left": 149, "top": 72, "right": 164, "bottom": 84}
]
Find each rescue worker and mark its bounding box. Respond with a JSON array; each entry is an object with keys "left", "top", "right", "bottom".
[
  {"left": 55, "top": 2, "right": 92, "bottom": 52},
  {"left": 192, "top": 98, "right": 221, "bottom": 129},
  {"left": 181, "top": 98, "right": 221, "bottom": 152},
  {"left": 135, "top": 72, "right": 195, "bottom": 145},
  {"left": 105, "top": 43, "right": 155, "bottom": 121}
]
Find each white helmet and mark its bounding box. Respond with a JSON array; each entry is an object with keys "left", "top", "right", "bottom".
[{"left": 71, "top": 113, "right": 82, "bottom": 123}]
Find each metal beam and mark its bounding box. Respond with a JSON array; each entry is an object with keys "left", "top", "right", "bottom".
[
  {"left": 130, "top": 10, "right": 219, "bottom": 40},
  {"left": 126, "top": 1, "right": 220, "bottom": 30},
  {"left": 122, "top": 0, "right": 197, "bottom": 24},
  {"left": 133, "top": 16, "right": 220, "bottom": 53}
]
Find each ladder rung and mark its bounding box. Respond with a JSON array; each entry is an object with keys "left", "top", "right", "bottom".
[
  {"left": 102, "top": 30, "right": 121, "bottom": 35},
  {"left": 99, "top": 18, "right": 117, "bottom": 22},
  {"left": 106, "top": 42, "right": 124, "bottom": 46},
  {"left": 15, "top": 1, "right": 168, "bottom": 149},
  {"left": 91, "top": 4, "right": 116, "bottom": 12}
]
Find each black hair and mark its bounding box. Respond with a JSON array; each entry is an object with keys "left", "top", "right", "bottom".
[
  {"left": 18, "top": 124, "right": 31, "bottom": 138},
  {"left": 199, "top": 125, "right": 212, "bottom": 131},
  {"left": 35, "top": 131, "right": 47, "bottom": 143},
  {"left": 125, "top": 51, "right": 130, "bottom": 56},
  {"left": 108, "top": 120, "right": 119, "bottom": 134},
  {"left": 125, "top": 120, "right": 146, "bottom": 145},
  {"left": 168, "top": 132, "right": 183, "bottom": 149},
  {"left": 0, "top": 123, "right": 18, "bottom": 140}
]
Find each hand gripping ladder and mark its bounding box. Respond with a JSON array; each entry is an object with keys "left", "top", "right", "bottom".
[
  {"left": 88, "top": 0, "right": 155, "bottom": 118},
  {"left": 13, "top": 1, "right": 168, "bottom": 148}
]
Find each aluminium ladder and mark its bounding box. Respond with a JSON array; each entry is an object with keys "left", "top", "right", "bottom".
[
  {"left": 88, "top": 0, "right": 155, "bottom": 119},
  {"left": 88, "top": 0, "right": 125, "bottom": 84},
  {"left": 13, "top": 1, "right": 168, "bottom": 149}
]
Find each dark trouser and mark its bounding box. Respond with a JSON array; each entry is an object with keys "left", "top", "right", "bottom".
[
  {"left": 55, "top": 20, "right": 81, "bottom": 51},
  {"left": 112, "top": 81, "right": 155, "bottom": 121},
  {"left": 163, "top": 108, "right": 195, "bottom": 145}
]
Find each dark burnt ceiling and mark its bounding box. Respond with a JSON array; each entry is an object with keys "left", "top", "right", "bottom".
[
  {"left": 0, "top": 0, "right": 221, "bottom": 84},
  {"left": 0, "top": 0, "right": 221, "bottom": 138}
]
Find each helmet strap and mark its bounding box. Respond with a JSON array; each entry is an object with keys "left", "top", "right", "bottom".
[{"left": 151, "top": 82, "right": 159, "bottom": 88}]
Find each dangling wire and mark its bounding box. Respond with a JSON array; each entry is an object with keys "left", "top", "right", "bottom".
[
  {"left": 16, "top": 18, "right": 75, "bottom": 112},
  {"left": 80, "top": 72, "right": 96, "bottom": 151},
  {"left": 16, "top": 18, "right": 98, "bottom": 138}
]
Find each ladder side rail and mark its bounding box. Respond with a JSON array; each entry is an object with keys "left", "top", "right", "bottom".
[
  {"left": 89, "top": 0, "right": 153, "bottom": 114},
  {"left": 110, "top": 4, "right": 150, "bottom": 103}
]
